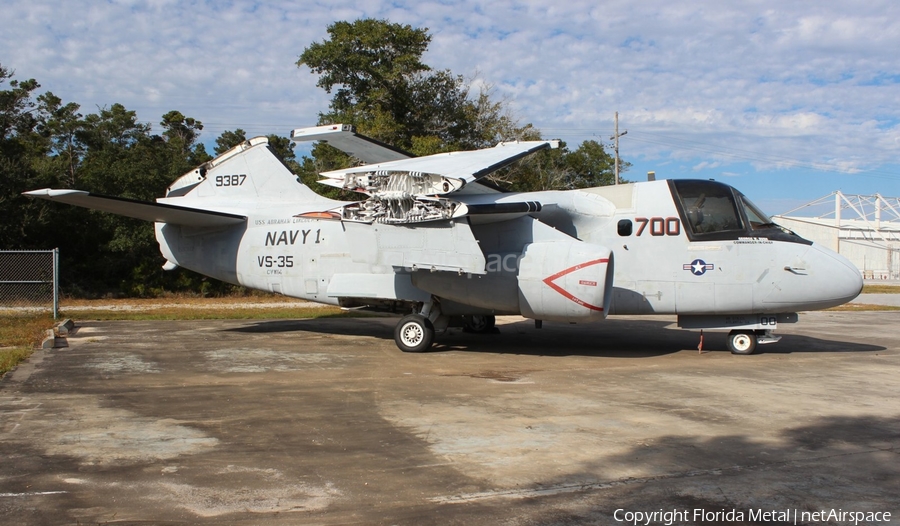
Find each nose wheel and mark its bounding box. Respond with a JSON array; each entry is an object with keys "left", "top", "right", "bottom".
[
  {"left": 727, "top": 330, "right": 758, "bottom": 355},
  {"left": 394, "top": 314, "right": 435, "bottom": 353}
]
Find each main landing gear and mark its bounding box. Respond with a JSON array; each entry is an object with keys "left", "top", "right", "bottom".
[
  {"left": 394, "top": 314, "right": 435, "bottom": 353},
  {"left": 394, "top": 299, "right": 443, "bottom": 353},
  {"left": 463, "top": 314, "right": 496, "bottom": 334},
  {"left": 392, "top": 299, "right": 498, "bottom": 352}
]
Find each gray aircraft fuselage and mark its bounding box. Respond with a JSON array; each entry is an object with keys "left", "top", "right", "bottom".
[{"left": 27, "top": 131, "right": 863, "bottom": 353}]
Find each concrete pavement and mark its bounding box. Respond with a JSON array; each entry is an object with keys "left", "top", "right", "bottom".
[{"left": 1, "top": 312, "right": 898, "bottom": 524}]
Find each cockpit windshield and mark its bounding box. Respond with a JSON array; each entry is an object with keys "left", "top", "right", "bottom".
[
  {"left": 671, "top": 179, "right": 743, "bottom": 235},
  {"left": 669, "top": 179, "right": 810, "bottom": 244},
  {"left": 740, "top": 195, "right": 774, "bottom": 230}
]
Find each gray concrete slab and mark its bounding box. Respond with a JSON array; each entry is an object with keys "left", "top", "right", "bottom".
[{"left": 1, "top": 312, "right": 899, "bottom": 525}]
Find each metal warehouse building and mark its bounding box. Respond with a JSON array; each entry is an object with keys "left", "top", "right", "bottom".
[{"left": 773, "top": 192, "right": 900, "bottom": 280}]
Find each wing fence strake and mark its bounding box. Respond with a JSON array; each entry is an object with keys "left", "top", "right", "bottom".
[{"left": 0, "top": 249, "right": 59, "bottom": 318}]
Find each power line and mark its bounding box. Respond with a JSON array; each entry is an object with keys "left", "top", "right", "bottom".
[
  {"left": 539, "top": 126, "right": 899, "bottom": 181},
  {"left": 625, "top": 130, "right": 900, "bottom": 181}
]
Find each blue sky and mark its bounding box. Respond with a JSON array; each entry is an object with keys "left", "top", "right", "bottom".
[{"left": 2, "top": 0, "right": 898, "bottom": 214}]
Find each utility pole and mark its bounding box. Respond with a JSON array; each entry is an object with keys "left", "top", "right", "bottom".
[{"left": 610, "top": 111, "right": 627, "bottom": 185}]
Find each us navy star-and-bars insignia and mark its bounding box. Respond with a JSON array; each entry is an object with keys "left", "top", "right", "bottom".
[{"left": 684, "top": 259, "right": 715, "bottom": 276}]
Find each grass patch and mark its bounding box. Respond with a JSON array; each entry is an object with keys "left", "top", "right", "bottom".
[
  {"left": 55, "top": 296, "right": 384, "bottom": 321},
  {"left": 60, "top": 306, "right": 368, "bottom": 321},
  {"left": 862, "top": 284, "right": 900, "bottom": 294},
  {"left": 826, "top": 303, "right": 900, "bottom": 312},
  {"left": 0, "top": 314, "right": 55, "bottom": 377},
  {"left": 60, "top": 295, "right": 304, "bottom": 307}
]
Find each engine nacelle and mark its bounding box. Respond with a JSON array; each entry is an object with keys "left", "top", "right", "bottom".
[
  {"left": 517, "top": 241, "right": 613, "bottom": 322},
  {"left": 410, "top": 240, "right": 613, "bottom": 321}
]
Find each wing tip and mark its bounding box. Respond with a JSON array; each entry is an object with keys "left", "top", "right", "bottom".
[{"left": 22, "top": 188, "right": 89, "bottom": 198}]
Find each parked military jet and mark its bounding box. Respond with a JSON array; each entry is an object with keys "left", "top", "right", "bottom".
[{"left": 25, "top": 124, "right": 863, "bottom": 354}]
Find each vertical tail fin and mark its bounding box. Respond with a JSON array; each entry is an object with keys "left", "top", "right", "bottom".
[{"left": 162, "top": 137, "right": 327, "bottom": 204}]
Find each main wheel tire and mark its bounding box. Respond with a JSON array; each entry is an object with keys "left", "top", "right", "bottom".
[
  {"left": 394, "top": 314, "right": 435, "bottom": 353},
  {"left": 727, "top": 330, "right": 758, "bottom": 355},
  {"left": 463, "top": 314, "right": 496, "bottom": 334}
]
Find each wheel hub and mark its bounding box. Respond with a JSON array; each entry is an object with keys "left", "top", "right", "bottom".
[
  {"left": 733, "top": 333, "right": 753, "bottom": 351},
  {"left": 401, "top": 323, "right": 423, "bottom": 346}
]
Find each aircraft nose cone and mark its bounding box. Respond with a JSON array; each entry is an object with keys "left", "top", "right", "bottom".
[
  {"left": 823, "top": 245, "right": 865, "bottom": 304},
  {"left": 764, "top": 243, "right": 862, "bottom": 310}
]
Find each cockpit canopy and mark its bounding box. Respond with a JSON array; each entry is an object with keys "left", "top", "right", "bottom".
[{"left": 669, "top": 179, "right": 810, "bottom": 244}]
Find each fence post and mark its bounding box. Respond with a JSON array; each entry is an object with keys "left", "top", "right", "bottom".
[{"left": 53, "top": 247, "right": 60, "bottom": 319}]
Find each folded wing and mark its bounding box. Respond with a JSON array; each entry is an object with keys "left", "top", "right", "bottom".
[
  {"left": 290, "top": 124, "right": 412, "bottom": 164},
  {"left": 289, "top": 126, "right": 558, "bottom": 225},
  {"left": 318, "top": 140, "right": 557, "bottom": 196}
]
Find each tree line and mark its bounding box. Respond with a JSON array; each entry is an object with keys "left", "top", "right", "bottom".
[{"left": 1, "top": 19, "right": 628, "bottom": 297}]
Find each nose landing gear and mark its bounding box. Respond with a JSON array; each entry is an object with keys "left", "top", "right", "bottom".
[
  {"left": 727, "top": 329, "right": 782, "bottom": 355},
  {"left": 727, "top": 330, "right": 757, "bottom": 355}
]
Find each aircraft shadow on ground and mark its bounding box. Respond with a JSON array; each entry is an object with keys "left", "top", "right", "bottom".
[
  {"left": 226, "top": 317, "right": 884, "bottom": 357},
  {"left": 760, "top": 333, "right": 885, "bottom": 354},
  {"left": 511, "top": 413, "right": 900, "bottom": 525}
]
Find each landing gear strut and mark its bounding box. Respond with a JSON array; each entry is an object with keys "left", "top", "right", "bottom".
[{"left": 394, "top": 299, "right": 447, "bottom": 352}]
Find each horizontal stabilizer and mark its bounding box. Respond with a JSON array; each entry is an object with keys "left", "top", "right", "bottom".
[{"left": 23, "top": 189, "right": 246, "bottom": 227}]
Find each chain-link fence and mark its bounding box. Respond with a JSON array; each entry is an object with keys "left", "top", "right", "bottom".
[{"left": 0, "top": 249, "right": 59, "bottom": 318}]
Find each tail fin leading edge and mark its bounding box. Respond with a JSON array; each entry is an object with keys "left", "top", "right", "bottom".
[{"left": 164, "top": 137, "right": 327, "bottom": 205}]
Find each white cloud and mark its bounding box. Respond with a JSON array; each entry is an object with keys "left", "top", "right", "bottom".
[
  {"left": 1, "top": 0, "right": 898, "bottom": 193},
  {"left": 693, "top": 161, "right": 722, "bottom": 172}
]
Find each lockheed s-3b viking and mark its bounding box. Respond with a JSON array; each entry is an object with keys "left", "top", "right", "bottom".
[{"left": 25, "top": 124, "right": 863, "bottom": 354}]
